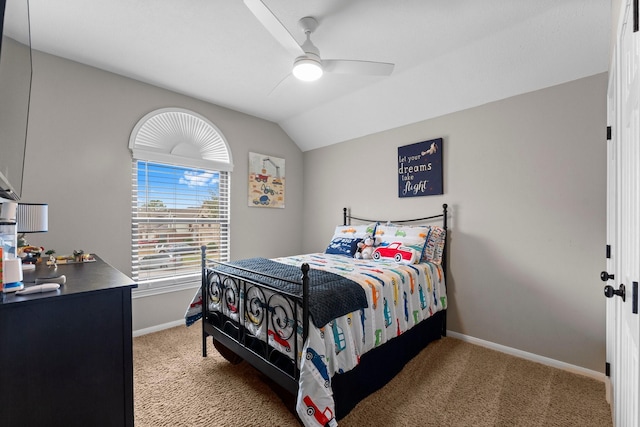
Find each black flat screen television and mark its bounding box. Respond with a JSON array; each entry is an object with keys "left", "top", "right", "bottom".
[{"left": 0, "top": 0, "right": 32, "bottom": 201}]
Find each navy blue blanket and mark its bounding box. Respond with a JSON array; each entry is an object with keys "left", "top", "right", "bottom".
[{"left": 210, "top": 257, "right": 367, "bottom": 327}]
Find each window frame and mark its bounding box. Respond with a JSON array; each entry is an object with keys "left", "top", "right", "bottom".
[{"left": 128, "top": 109, "right": 233, "bottom": 296}]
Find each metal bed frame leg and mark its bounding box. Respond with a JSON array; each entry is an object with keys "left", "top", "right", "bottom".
[
  {"left": 201, "top": 245, "right": 208, "bottom": 357},
  {"left": 442, "top": 203, "right": 448, "bottom": 337}
]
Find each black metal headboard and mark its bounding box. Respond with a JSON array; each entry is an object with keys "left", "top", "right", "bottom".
[{"left": 343, "top": 204, "right": 448, "bottom": 230}]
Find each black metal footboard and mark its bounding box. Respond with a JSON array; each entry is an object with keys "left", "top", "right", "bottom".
[{"left": 200, "top": 248, "right": 310, "bottom": 395}]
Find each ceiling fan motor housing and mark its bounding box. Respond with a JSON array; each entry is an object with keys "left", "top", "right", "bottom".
[{"left": 293, "top": 52, "right": 323, "bottom": 81}]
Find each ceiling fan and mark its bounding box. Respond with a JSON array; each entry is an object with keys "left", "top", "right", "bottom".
[{"left": 243, "top": 0, "right": 395, "bottom": 83}]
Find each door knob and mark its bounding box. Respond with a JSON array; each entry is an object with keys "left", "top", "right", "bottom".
[
  {"left": 604, "top": 284, "right": 626, "bottom": 301},
  {"left": 601, "top": 271, "right": 615, "bottom": 281}
]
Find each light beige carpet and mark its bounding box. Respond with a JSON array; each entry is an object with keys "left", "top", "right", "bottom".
[{"left": 133, "top": 325, "right": 612, "bottom": 427}]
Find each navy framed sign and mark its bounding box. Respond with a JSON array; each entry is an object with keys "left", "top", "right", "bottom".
[{"left": 398, "top": 138, "right": 443, "bottom": 198}]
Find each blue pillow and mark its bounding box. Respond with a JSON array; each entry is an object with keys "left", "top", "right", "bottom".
[{"left": 325, "top": 237, "right": 363, "bottom": 257}]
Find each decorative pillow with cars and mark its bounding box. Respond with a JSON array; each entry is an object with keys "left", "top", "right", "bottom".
[
  {"left": 372, "top": 224, "right": 430, "bottom": 264},
  {"left": 422, "top": 226, "right": 446, "bottom": 265}
]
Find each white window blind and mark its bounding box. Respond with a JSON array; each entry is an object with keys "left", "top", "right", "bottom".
[{"left": 131, "top": 161, "right": 230, "bottom": 290}]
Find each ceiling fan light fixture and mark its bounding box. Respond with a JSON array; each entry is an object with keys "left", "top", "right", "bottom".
[{"left": 292, "top": 56, "right": 323, "bottom": 82}]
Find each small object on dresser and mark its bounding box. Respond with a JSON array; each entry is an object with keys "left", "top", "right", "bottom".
[
  {"left": 2, "top": 258, "right": 24, "bottom": 293},
  {"left": 47, "top": 254, "right": 95, "bottom": 265},
  {"left": 15, "top": 283, "right": 60, "bottom": 295},
  {"left": 32, "top": 275, "right": 66, "bottom": 285},
  {"left": 19, "top": 245, "right": 44, "bottom": 263},
  {"left": 73, "top": 249, "right": 84, "bottom": 263}
]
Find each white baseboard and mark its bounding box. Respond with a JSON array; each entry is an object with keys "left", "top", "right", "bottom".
[
  {"left": 446, "top": 330, "right": 606, "bottom": 383},
  {"left": 133, "top": 319, "right": 185, "bottom": 337}
]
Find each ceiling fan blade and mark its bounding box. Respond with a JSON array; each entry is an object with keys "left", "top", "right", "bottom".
[
  {"left": 243, "top": 0, "right": 304, "bottom": 57},
  {"left": 323, "top": 60, "right": 395, "bottom": 76},
  {"left": 268, "top": 73, "right": 294, "bottom": 97}
]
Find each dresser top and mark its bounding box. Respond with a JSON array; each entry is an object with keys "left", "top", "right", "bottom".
[{"left": 1, "top": 255, "right": 137, "bottom": 306}]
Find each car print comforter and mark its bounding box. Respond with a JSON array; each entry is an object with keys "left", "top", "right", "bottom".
[{"left": 185, "top": 253, "right": 446, "bottom": 427}]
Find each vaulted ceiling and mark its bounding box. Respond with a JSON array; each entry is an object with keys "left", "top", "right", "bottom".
[{"left": 27, "top": 0, "right": 610, "bottom": 151}]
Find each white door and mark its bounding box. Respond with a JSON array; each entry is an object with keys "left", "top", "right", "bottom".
[
  {"left": 606, "top": 2, "right": 640, "bottom": 426},
  {"left": 605, "top": 46, "right": 618, "bottom": 409}
]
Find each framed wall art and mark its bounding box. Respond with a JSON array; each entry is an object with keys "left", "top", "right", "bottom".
[
  {"left": 248, "top": 152, "right": 285, "bottom": 208},
  {"left": 397, "top": 137, "right": 443, "bottom": 198}
]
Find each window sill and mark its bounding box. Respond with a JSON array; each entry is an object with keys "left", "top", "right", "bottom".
[{"left": 132, "top": 280, "right": 200, "bottom": 299}]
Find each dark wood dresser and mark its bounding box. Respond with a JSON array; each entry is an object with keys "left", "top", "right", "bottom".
[{"left": 0, "top": 255, "right": 137, "bottom": 426}]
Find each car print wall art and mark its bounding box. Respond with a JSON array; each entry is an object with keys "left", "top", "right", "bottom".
[
  {"left": 397, "top": 137, "right": 443, "bottom": 198},
  {"left": 248, "top": 152, "right": 285, "bottom": 208}
]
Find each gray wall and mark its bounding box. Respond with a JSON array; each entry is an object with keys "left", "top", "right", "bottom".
[
  {"left": 302, "top": 73, "right": 607, "bottom": 372},
  {"left": 0, "top": 37, "right": 31, "bottom": 197},
  {"left": 20, "top": 51, "right": 304, "bottom": 331}
]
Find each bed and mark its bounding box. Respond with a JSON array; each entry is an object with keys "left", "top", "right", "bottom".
[{"left": 185, "top": 205, "right": 448, "bottom": 427}]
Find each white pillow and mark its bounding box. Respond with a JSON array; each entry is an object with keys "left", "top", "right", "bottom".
[{"left": 330, "top": 223, "right": 377, "bottom": 240}]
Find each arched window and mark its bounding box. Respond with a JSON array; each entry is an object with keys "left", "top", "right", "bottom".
[{"left": 129, "top": 108, "right": 233, "bottom": 292}]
